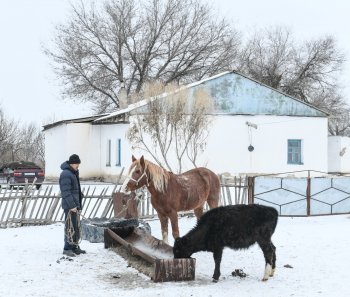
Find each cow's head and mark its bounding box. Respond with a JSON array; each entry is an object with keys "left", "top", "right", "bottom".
[{"left": 173, "top": 237, "right": 192, "bottom": 259}]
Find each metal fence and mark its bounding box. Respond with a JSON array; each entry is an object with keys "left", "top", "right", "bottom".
[
  {"left": 0, "top": 177, "right": 248, "bottom": 228},
  {"left": 250, "top": 171, "right": 350, "bottom": 216}
]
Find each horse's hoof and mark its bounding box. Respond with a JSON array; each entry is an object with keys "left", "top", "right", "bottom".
[
  {"left": 262, "top": 277, "right": 268, "bottom": 282},
  {"left": 212, "top": 278, "right": 218, "bottom": 283}
]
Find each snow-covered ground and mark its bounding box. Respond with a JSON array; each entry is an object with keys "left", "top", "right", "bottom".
[{"left": 1, "top": 214, "right": 349, "bottom": 297}]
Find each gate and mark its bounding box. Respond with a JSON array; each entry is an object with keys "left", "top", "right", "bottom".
[{"left": 248, "top": 172, "right": 350, "bottom": 216}]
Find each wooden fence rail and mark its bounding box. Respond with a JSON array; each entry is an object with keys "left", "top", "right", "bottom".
[
  {"left": 4, "top": 173, "right": 347, "bottom": 227},
  {"left": 0, "top": 183, "right": 120, "bottom": 228},
  {"left": 0, "top": 178, "right": 248, "bottom": 228}
]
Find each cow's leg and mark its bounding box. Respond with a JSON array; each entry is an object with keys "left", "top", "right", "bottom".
[
  {"left": 169, "top": 211, "right": 180, "bottom": 240},
  {"left": 258, "top": 240, "right": 274, "bottom": 281},
  {"left": 157, "top": 212, "right": 169, "bottom": 244},
  {"left": 270, "top": 242, "right": 277, "bottom": 277},
  {"left": 212, "top": 248, "right": 223, "bottom": 282}
]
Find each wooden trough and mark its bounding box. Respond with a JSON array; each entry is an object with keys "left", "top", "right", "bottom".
[{"left": 104, "top": 227, "right": 196, "bottom": 282}]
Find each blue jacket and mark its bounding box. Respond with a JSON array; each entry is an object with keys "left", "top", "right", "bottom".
[{"left": 59, "top": 162, "right": 82, "bottom": 210}]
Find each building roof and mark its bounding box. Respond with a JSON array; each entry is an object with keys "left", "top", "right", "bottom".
[
  {"left": 44, "top": 71, "right": 329, "bottom": 130},
  {"left": 94, "top": 70, "right": 328, "bottom": 123},
  {"left": 42, "top": 114, "right": 108, "bottom": 131},
  {"left": 193, "top": 71, "right": 328, "bottom": 117}
]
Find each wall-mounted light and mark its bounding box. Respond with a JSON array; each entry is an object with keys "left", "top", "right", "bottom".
[
  {"left": 246, "top": 122, "right": 257, "bottom": 152},
  {"left": 246, "top": 121, "right": 258, "bottom": 129}
]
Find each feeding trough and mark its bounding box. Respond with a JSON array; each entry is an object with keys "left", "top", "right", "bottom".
[{"left": 104, "top": 227, "right": 196, "bottom": 282}]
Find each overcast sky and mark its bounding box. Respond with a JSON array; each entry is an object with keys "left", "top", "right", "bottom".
[{"left": 0, "top": 0, "right": 349, "bottom": 127}]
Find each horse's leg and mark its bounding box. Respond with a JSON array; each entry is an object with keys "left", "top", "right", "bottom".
[
  {"left": 157, "top": 212, "right": 169, "bottom": 244},
  {"left": 194, "top": 207, "right": 204, "bottom": 220},
  {"left": 169, "top": 211, "right": 180, "bottom": 240},
  {"left": 207, "top": 191, "right": 220, "bottom": 209},
  {"left": 207, "top": 174, "right": 221, "bottom": 209},
  {"left": 207, "top": 199, "right": 219, "bottom": 209}
]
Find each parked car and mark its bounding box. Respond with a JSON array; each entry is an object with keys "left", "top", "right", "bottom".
[{"left": 0, "top": 161, "right": 45, "bottom": 189}]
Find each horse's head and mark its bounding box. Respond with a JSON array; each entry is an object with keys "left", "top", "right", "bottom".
[{"left": 121, "top": 155, "right": 149, "bottom": 193}]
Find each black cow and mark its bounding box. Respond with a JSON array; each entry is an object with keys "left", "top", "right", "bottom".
[{"left": 173, "top": 204, "right": 278, "bottom": 282}]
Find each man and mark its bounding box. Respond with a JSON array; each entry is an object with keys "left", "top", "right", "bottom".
[{"left": 59, "top": 154, "right": 86, "bottom": 257}]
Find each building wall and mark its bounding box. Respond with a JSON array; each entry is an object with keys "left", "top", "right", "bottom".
[
  {"left": 44, "top": 122, "right": 131, "bottom": 180},
  {"left": 45, "top": 115, "right": 328, "bottom": 179},
  {"left": 44, "top": 124, "right": 67, "bottom": 179},
  {"left": 197, "top": 115, "right": 328, "bottom": 175},
  {"left": 130, "top": 115, "right": 328, "bottom": 175},
  {"left": 91, "top": 123, "right": 131, "bottom": 181},
  {"left": 44, "top": 123, "right": 93, "bottom": 179},
  {"left": 328, "top": 136, "right": 350, "bottom": 173}
]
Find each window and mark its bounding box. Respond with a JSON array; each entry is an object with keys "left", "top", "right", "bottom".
[
  {"left": 288, "top": 139, "right": 303, "bottom": 164},
  {"left": 106, "top": 139, "right": 111, "bottom": 166},
  {"left": 116, "top": 138, "right": 121, "bottom": 166}
]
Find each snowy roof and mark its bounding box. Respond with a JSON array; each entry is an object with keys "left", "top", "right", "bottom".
[
  {"left": 94, "top": 71, "right": 328, "bottom": 123},
  {"left": 42, "top": 114, "right": 108, "bottom": 131},
  {"left": 201, "top": 71, "right": 328, "bottom": 117},
  {"left": 44, "top": 71, "right": 328, "bottom": 129},
  {"left": 94, "top": 72, "right": 231, "bottom": 123}
]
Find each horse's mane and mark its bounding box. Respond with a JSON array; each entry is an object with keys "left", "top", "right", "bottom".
[{"left": 144, "top": 159, "right": 169, "bottom": 193}]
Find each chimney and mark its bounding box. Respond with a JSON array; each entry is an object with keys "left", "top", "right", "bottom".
[{"left": 118, "top": 81, "right": 128, "bottom": 109}]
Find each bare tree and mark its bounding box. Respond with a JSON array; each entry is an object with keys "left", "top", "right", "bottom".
[
  {"left": 0, "top": 108, "right": 45, "bottom": 165},
  {"left": 126, "top": 81, "right": 213, "bottom": 173},
  {"left": 0, "top": 109, "right": 18, "bottom": 163},
  {"left": 15, "top": 124, "right": 45, "bottom": 166},
  {"left": 45, "top": 0, "right": 239, "bottom": 113},
  {"left": 34, "top": 132, "right": 45, "bottom": 167},
  {"left": 283, "top": 36, "right": 344, "bottom": 103},
  {"left": 238, "top": 27, "right": 295, "bottom": 89},
  {"left": 239, "top": 27, "right": 346, "bottom": 123},
  {"left": 328, "top": 108, "right": 350, "bottom": 136}
]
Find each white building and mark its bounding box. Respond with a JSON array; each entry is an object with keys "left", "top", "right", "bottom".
[
  {"left": 43, "top": 71, "right": 329, "bottom": 181},
  {"left": 328, "top": 136, "right": 350, "bottom": 174}
]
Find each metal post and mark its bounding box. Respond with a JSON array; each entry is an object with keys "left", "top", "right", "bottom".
[{"left": 306, "top": 175, "right": 311, "bottom": 216}]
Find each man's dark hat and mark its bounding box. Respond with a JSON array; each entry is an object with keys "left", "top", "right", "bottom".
[{"left": 68, "top": 154, "right": 81, "bottom": 164}]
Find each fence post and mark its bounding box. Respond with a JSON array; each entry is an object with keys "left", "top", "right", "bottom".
[
  {"left": 247, "top": 176, "right": 255, "bottom": 205},
  {"left": 306, "top": 171, "right": 311, "bottom": 216}
]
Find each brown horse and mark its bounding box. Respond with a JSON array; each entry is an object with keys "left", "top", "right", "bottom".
[{"left": 121, "top": 155, "right": 220, "bottom": 243}]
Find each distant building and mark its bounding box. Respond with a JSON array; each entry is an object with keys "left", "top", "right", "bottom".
[
  {"left": 328, "top": 136, "right": 350, "bottom": 174},
  {"left": 43, "top": 71, "right": 329, "bottom": 181}
]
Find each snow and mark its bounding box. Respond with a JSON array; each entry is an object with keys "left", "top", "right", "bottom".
[{"left": 1, "top": 215, "right": 350, "bottom": 297}]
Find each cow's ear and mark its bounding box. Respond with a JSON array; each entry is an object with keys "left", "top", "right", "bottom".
[
  {"left": 132, "top": 155, "right": 137, "bottom": 162},
  {"left": 140, "top": 155, "right": 145, "bottom": 169}
]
